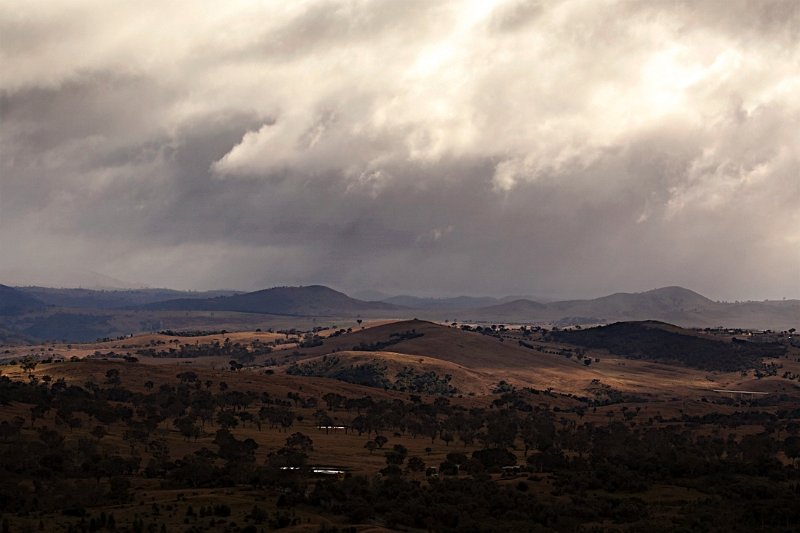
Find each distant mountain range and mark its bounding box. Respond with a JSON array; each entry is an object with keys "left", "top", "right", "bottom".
[
  {"left": 0, "top": 268, "right": 145, "bottom": 290},
  {"left": 464, "top": 286, "right": 714, "bottom": 322},
  {"left": 17, "top": 287, "right": 242, "bottom": 310},
  {"left": 452, "top": 286, "right": 798, "bottom": 329},
  {"left": 0, "top": 283, "right": 797, "bottom": 342},
  {"left": 136, "top": 285, "right": 799, "bottom": 329}
]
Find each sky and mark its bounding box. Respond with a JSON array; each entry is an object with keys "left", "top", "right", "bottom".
[{"left": 1, "top": 0, "right": 799, "bottom": 300}]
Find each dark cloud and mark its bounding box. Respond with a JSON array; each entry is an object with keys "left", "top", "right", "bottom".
[{"left": 0, "top": 0, "right": 798, "bottom": 300}]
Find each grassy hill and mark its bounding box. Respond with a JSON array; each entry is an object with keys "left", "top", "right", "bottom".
[
  {"left": 284, "top": 350, "right": 481, "bottom": 395},
  {"left": 465, "top": 298, "right": 548, "bottom": 321},
  {"left": 550, "top": 320, "right": 785, "bottom": 371},
  {"left": 297, "top": 319, "right": 560, "bottom": 369}
]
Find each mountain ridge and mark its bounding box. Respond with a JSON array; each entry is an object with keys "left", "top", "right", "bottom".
[
  {"left": 461, "top": 286, "right": 798, "bottom": 329},
  {"left": 144, "top": 285, "right": 405, "bottom": 316},
  {"left": 15, "top": 287, "right": 243, "bottom": 310}
]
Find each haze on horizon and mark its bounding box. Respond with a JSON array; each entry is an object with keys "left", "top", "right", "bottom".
[{"left": 1, "top": 0, "right": 799, "bottom": 302}]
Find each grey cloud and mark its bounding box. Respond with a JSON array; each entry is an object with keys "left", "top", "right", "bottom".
[
  {"left": 253, "top": 0, "right": 445, "bottom": 60},
  {"left": 489, "top": 0, "right": 544, "bottom": 33},
  {"left": 0, "top": 0, "right": 798, "bottom": 300}
]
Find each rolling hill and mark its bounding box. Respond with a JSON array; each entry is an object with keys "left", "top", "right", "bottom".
[
  {"left": 295, "top": 319, "right": 584, "bottom": 374},
  {"left": 546, "top": 286, "right": 718, "bottom": 318},
  {"left": 145, "top": 285, "right": 404, "bottom": 316},
  {"left": 549, "top": 320, "right": 785, "bottom": 371},
  {"left": 284, "top": 318, "right": 798, "bottom": 396},
  {"left": 465, "top": 298, "right": 548, "bottom": 321}
]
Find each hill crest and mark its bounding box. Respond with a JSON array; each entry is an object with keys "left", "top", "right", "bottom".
[{"left": 145, "top": 285, "right": 404, "bottom": 316}]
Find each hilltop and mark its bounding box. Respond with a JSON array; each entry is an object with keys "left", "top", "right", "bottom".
[
  {"left": 546, "top": 286, "right": 717, "bottom": 318},
  {"left": 145, "top": 285, "right": 403, "bottom": 316},
  {"left": 550, "top": 320, "right": 786, "bottom": 371},
  {"left": 295, "top": 319, "right": 555, "bottom": 370}
]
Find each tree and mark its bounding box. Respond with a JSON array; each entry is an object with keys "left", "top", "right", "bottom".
[
  {"left": 486, "top": 412, "right": 517, "bottom": 448},
  {"left": 446, "top": 452, "right": 467, "bottom": 465},
  {"left": 237, "top": 411, "right": 256, "bottom": 428},
  {"left": 30, "top": 404, "right": 49, "bottom": 427},
  {"left": 441, "top": 431, "right": 454, "bottom": 446},
  {"left": 286, "top": 432, "right": 314, "bottom": 453},
  {"left": 472, "top": 448, "right": 517, "bottom": 468},
  {"left": 322, "top": 392, "right": 345, "bottom": 411},
  {"left": 384, "top": 444, "right": 408, "bottom": 466},
  {"left": 439, "top": 460, "right": 458, "bottom": 476},
  {"left": 385, "top": 444, "right": 407, "bottom": 466},
  {"left": 364, "top": 440, "right": 377, "bottom": 454},
  {"left": 407, "top": 456, "right": 426, "bottom": 473},
  {"left": 177, "top": 371, "right": 198, "bottom": 383},
  {"left": 214, "top": 429, "right": 258, "bottom": 462},
  {"left": 174, "top": 417, "right": 201, "bottom": 441},
  {"left": 314, "top": 409, "right": 334, "bottom": 432},
  {"left": 374, "top": 435, "right": 388, "bottom": 448},
  {"left": 784, "top": 435, "right": 800, "bottom": 467},
  {"left": 267, "top": 447, "right": 306, "bottom": 469},
  {"left": 21, "top": 357, "right": 38, "bottom": 376},
  {"left": 216, "top": 411, "right": 238, "bottom": 430}
]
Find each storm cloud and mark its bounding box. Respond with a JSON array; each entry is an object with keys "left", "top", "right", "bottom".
[{"left": 1, "top": 0, "right": 798, "bottom": 300}]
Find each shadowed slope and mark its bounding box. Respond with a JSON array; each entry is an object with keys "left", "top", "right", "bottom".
[
  {"left": 0, "top": 284, "right": 44, "bottom": 315},
  {"left": 550, "top": 320, "right": 785, "bottom": 371}
]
